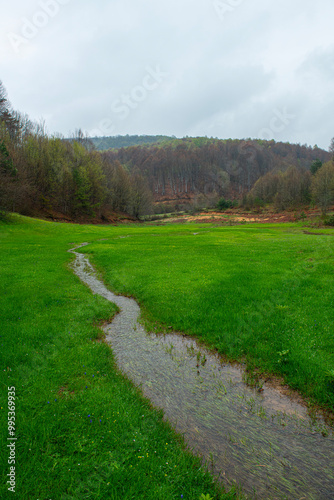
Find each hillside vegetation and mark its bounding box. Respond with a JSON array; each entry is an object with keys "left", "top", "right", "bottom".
[
  {"left": 1, "top": 79, "right": 333, "bottom": 221},
  {"left": 103, "top": 137, "right": 332, "bottom": 210},
  {"left": 0, "top": 82, "right": 152, "bottom": 221}
]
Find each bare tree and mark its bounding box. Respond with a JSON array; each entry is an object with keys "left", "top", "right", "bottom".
[
  {"left": 72, "top": 128, "right": 96, "bottom": 151},
  {"left": 0, "top": 81, "right": 10, "bottom": 117},
  {"left": 329, "top": 137, "right": 334, "bottom": 159},
  {"left": 0, "top": 81, "right": 19, "bottom": 138},
  {"left": 129, "top": 171, "right": 153, "bottom": 218}
]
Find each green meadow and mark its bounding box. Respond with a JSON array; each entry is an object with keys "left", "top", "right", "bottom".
[
  {"left": 0, "top": 216, "right": 236, "bottom": 500},
  {"left": 83, "top": 221, "right": 334, "bottom": 409},
  {"left": 1, "top": 215, "right": 333, "bottom": 499}
]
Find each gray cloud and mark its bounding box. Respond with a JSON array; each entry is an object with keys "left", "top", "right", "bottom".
[{"left": 1, "top": 0, "right": 333, "bottom": 149}]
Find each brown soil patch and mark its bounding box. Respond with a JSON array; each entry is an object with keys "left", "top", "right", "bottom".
[{"left": 167, "top": 211, "right": 297, "bottom": 224}]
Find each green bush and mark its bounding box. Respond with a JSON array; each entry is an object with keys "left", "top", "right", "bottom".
[
  {"left": 324, "top": 215, "right": 334, "bottom": 226},
  {"left": 0, "top": 207, "right": 8, "bottom": 220},
  {"left": 217, "top": 198, "right": 237, "bottom": 210}
]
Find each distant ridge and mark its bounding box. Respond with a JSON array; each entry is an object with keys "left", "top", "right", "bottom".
[{"left": 90, "top": 134, "right": 176, "bottom": 150}]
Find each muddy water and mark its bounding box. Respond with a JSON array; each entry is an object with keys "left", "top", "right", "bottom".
[{"left": 69, "top": 244, "right": 334, "bottom": 499}]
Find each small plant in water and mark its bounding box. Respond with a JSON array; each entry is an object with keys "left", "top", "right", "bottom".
[
  {"left": 321, "top": 428, "right": 329, "bottom": 438},
  {"left": 165, "top": 343, "right": 174, "bottom": 355},
  {"left": 208, "top": 451, "right": 216, "bottom": 472},
  {"left": 186, "top": 345, "right": 195, "bottom": 356},
  {"left": 195, "top": 351, "right": 207, "bottom": 367},
  {"left": 199, "top": 494, "right": 214, "bottom": 500},
  {"left": 242, "top": 365, "right": 263, "bottom": 390},
  {"left": 257, "top": 405, "right": 267, "bottom": 420}
]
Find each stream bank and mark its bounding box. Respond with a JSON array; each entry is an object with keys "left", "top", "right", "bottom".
[{"left": 69, "top": 244, "right": 334, "bottom": 499}]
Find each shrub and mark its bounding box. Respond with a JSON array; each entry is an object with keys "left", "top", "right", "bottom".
[
  {"left": 217, "top": 198, "right": 237, "bottom": 211},
  {"left": 324, "top": 214, "right": 334, "bottom": 226},
  {"left": 0, "top": 207, "right": 8, "bottom": 220}
]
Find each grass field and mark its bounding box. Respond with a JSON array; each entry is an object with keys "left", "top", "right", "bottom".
[
  {"left": 82, "top": 222, "right": 334, "bottom": 410},
  {"left": 0, "top": 216, "right": 232, "bottom": 500},
  {"left": 1, "top": 215, "right": 333, "bottom": 499}
]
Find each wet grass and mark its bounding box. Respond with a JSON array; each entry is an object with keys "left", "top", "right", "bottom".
[
  {"left": 1, "top": 215, "right": 333, "bottom": 498},
  {"left": 0, "top": 215, "right": 235, "bottom": 500},
  {"left": 82, "top": 222, "right": 334, "bottom": 411}
]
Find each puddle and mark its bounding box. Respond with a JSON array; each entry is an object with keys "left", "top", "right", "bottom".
[{"left": 69, "top": 244, "right": 334, "bottom": 499}]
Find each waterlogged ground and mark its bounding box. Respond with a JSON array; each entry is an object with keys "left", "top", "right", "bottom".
[{"left": 70, "top": 244, "right": 334, "bottom": 500}]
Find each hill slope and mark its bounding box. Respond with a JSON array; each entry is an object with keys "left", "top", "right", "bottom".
[{"left": 101, "top": 137, "right": 331, "bottom": 207}]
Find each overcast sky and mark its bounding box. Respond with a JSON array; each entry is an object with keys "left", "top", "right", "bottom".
[{"left": 1, "top": 0, "right": 333, "bottom": 149}]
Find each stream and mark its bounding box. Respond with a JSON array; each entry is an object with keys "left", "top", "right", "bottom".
[{"left": 69, "top": 244, "right": 334, "bottom": 499}]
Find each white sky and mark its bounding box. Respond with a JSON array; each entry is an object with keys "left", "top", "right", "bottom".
[{"left": 1, "top": 0, "right": 333, "bottom": 149}]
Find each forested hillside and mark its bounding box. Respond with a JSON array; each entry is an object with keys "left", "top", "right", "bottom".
[
  {"left": 0, "top": 82, "right": 152, "bottom": 221},
  {"left": 103, "top": 138, "right": 332, "bottom": 209}
]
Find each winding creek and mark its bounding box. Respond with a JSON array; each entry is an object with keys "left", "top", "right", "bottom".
[{"left": 69, "top": 243, "right": 334, "bottom": 499}]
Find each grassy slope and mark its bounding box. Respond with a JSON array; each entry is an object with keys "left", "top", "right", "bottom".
[
  {"left": 0, "top": 216, "right": 231, "bottom": 500},
  {"left": 82, "top": 223, "right": 334, "bottom": 410}
]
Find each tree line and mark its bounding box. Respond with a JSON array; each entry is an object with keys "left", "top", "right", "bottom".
[
  {"left": 0, "top": 81, "right": 152, "bottom": 220},
  {"left": 90, "top": 134, "right": 175, "bottom": 151}
]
